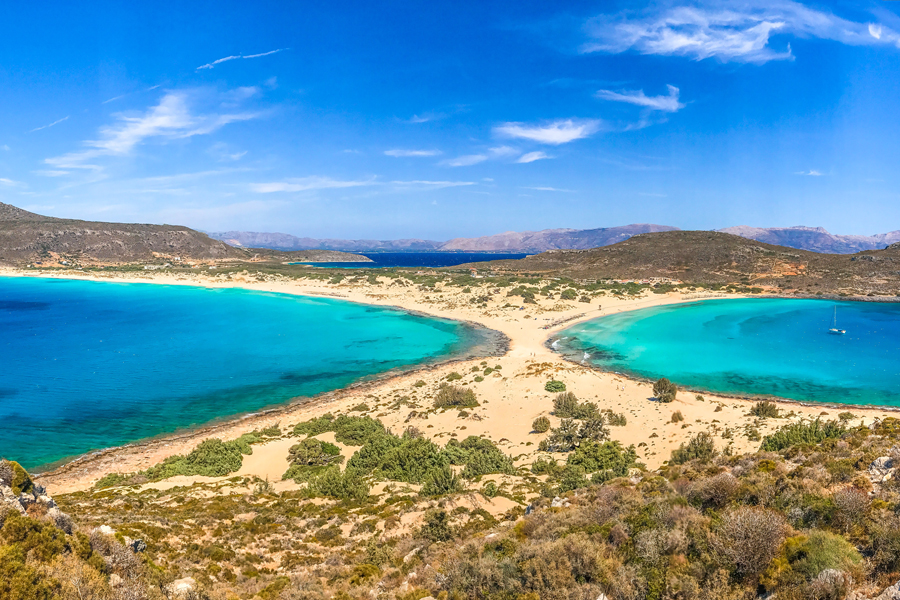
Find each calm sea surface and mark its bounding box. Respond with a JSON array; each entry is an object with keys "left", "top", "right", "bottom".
[
  {"left": 554, "top": 298, "right": 900, "bottom": 406},
  {"left": 0, "top": 277, "right": 493, "bottom": 469},
  {"left": 295, "top": 251, "right": 529, "bottom": 269}
]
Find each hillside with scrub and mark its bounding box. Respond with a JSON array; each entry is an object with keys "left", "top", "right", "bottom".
[{"left": 10, "top": 406, "right": 900, "bottom": 599}]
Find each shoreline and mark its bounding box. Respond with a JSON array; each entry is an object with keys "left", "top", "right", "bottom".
[
  {"left": 545, "top": 296, "right": 900, "bottom": 414},
  {"left": 4, "top": 267, "right": 897, "bottom": 494}
]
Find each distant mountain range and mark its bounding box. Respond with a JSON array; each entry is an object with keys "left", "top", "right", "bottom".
[{"left": 210, "top": 224, "right": 900, "bottom": 255}]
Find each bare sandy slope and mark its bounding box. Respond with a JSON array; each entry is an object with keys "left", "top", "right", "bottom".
[{"left": 6, "top": 267, "right": 895, "bottom": 496}]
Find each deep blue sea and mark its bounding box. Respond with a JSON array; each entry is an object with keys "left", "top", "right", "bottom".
[
  {"left": 295, "top": 251, "right": 529, "bottom": 269},
  {"left": 554, "top": 298, "right": 900, "bottom": 406},
  {"left": 0, "top": 277, "right": 493, "bottom": 470}
]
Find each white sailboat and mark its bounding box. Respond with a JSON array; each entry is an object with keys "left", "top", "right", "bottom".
[{"left": 828, "top": 306, "right": 846, "bottom": 335}]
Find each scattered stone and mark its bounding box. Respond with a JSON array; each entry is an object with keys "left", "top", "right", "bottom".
[
  {"left": 99, "top": 525, "right": 116, "bottom": 536},
  {"left": 130, "top": 539, "right": 147, "bottom": 553},
  {"left": 169, "top": 577, "right": 197, "bottom": 597}
]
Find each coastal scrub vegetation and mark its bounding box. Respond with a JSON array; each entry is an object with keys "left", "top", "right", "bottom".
[
  {"left": 531, "top": 416, "right": 551, "bottom": 433},
  {"left": 94, "top": 429, "right": 277, "bottom": 488},
  {"left": 750, "top": 400, "right": 781, "bottom": 418},
  {"left": 653, "top": 377, "right": 678, "bottom": 402},
  {"left": 544, "top": 379, "right": 566, "bottom": 393},
  {"left": 42, "top": 415, "right": 900, "bottom": 599},
  {"left": 433, "top": 384, "right": 479, "bottom": 409}
]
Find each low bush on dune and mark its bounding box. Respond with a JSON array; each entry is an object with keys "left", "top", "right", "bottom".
[
  {"left": 532, "top": 416, "right": 551, "bottom": 433},
  {"left": 670, "top": 431, "right": 717, "bottom": 465},
  {"left": 653, "top": 377, "right": 678, "bottom": 402},
  {"left": 544, "top": 380, "right": 566, "bottom": 393},
  {"left": 144, "top": 437, "right": 250, "bottom": 480},
  {"left": 444, "top": 436, "right": 516, "bottom": 479},
  {"left": 750, "top": 400, "right": 781, "bottom": 418},
  {"left": 539, "top": 418, "right": 608, "bottom": 452},
  {"left": 760, "top": 419, "right": 847, "bottom": 452},
  {"left": 292, "top": 413, "right": 387, "bottom": 446},
  {"left": 434, "top": 384, "right": 479, "bottom": 409},
  {"left": 552, "top": 392, "right": 598, "bottom": 420}
]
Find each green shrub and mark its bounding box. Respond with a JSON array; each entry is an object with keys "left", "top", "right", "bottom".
[
  {"left": 601, "top": 409, "right": 628, "bottom": 426},
  {"left": 143, "top": 437, "right": 248, "bottom": 480},
  {"left": 653, "top": 378, "right": 678, "bottom": 402},
  {"left": 0, "top": 545, "right": 60, "bottom": 600},
  {"left": 670, "top": 432, "right": 717, "bottom": 465},
  {"left": 566, "top": 440, "right": 638, "bottom": 483},
  {"left": 760, "top": 419, "right": 846, "bottom": 452},
  {"left": 349, "top": 403, "right": 370, "bottom": 412},
  {"left": 540, "top": 418, "right": 608, "bottom": 452},
  {"left": 552, "top": 392, "right": 598, "bottom": 420},
  {"left": 444, "top": 436, "right": 515, "bottom": 479},
  {"left": 293, "top": 414, "right": 387, "bottom": 446},
  {"left": 434, "top": 385, "right": 479, "bottom": 409},
  {"left": 532, "top": 416, "right": 551, "bottom": 433},
  {"left": 419, "top": 509, "right": 454, "bottom": 542},
  {"left": 762, "top": 531, "right": 862, "bottom": 591},
  {"left": 287, "top": 438, "right": 342, "bottom": 467},
  {"left": 671, "top": 410, "right": 684, "bottom": 423},
  {"left": 309, "top": 467, "right": 369, "bottom": 501},
  {"left": 379, "top": 437, "right": 448, "bottom": 483},
  {"left": 530, "top": 457, "right": 560, "bottom": 475},
  {"left": 544, "top": 380, "right": 566, "bottom": 393},
  {"left": 749, "top": 401, "right": 780, "bottom": 418},
  {"left": 421, "top": 466, "right": 463, "bottom": 496},
  {"left": 560, "top": 289, "right": 577, "bottom": 300}
]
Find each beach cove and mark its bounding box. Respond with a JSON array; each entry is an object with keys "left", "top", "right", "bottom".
[{"left": 3, "top": 267, "right": 899, "bottom": 496}]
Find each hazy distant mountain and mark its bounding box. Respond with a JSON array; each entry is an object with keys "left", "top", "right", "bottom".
[
  {"left": 210, "top": 231, "right": 442, "bottom": 252},
  {"left": 209, "top": 224, "right": 679, "bottom": 253},
  {"left": 718, "top": 226, "right": 900, "bottom": 254}
]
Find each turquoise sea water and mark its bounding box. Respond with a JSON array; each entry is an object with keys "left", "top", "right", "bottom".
[
  {"left": 0, "top": 277, "right": 493, "bottom": 470},
  {"left": 554, "top": 299, "right": 900, "bottom": 406}
]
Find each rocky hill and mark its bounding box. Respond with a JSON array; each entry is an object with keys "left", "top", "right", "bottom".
[
  {"left": 0, "top": 203, "right": 369, "bottom": 267},
  {"left": 0, "top": 202, "right": 245, "bottom": 266},
  {"left": 461, "top": 230, "right": 900, "bottom": 295}
]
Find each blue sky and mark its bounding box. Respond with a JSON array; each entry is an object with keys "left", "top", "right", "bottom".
[{"left": 0, "top": 0, "right": 898, "bottom": 240}]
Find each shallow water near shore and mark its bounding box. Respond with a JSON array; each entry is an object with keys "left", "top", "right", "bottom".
[
  {"left": 0, "top": 276, "right": 496, "bottom": 470},
  {"left": 554, "top": 298, "right": 900, "bottom": 407}
]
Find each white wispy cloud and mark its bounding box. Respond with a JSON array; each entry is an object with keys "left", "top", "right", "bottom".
[
  {"left": 582, "top": 1, "right": 900, "bottom": 64},
  {"left": 32, "top": 170, "right": 71, "bottom": 177},
  {"left": 494, "top": 119, "right": 601, "bottom": 145},
  {"left": 596, "top": 84, "right": 685, "bottom": 112},
  {"left": 196, "top": 48, "right": 288, "bottom": 70},
  {"left": 0, "top": 178, "right": 20, "bottom": 186},
  {"left": 28, "top": 116, "right": 69, "bottom": 133},
  {"left": 384, "top": 149, "right": 442, "bottom": 157},
  {"left": 45, "top": 92, "right": 259, "bottom": 169},
  {"left": 1, "top": 145, "right": 9, "bottom": 151},
  {"left": 517, "top": 151, "right": 552, "bottom": 163},
  {"left": 443, "top": 154, "right": 488, "bottom": 167},
  {"left": 795, "top": 169, "right": 824, "bottom": 176},
  {"left": 523, "top": 186, "right": 576, "bottom": 192},
  {"left": 390, "top": 180, "right": 475, "bottom": 189},
  {"left": 250, "top": 176, "right": 377, "bottom": 193},
  {"left": 441, "top": 146, "right": 518, "bottom": 167}
]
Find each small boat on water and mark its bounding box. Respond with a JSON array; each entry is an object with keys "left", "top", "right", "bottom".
[{"left": 828, "top": 306, "right": 846, "bottom": 335}]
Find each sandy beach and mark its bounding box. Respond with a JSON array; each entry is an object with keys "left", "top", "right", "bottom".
[{"left": 4, "top": 266, "right": 896, "bottom": 497}]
